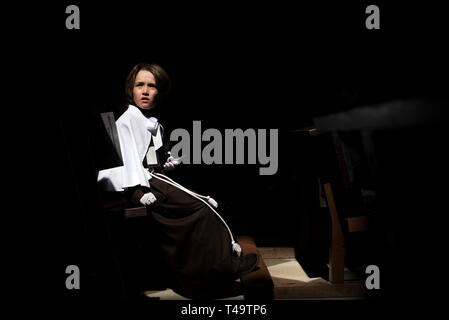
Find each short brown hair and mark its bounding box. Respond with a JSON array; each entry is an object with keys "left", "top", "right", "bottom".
[{"left": 125, "top": 63, "right": 171, "bottom": 107}]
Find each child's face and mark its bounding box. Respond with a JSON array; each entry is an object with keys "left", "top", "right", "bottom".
[{"left": 133, "top": 70, "right": 158, "bottom": 109}]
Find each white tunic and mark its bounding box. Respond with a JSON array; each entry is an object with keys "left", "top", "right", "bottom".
[{"left": 97, "top": 105, "right": 163, "bottom": 191}]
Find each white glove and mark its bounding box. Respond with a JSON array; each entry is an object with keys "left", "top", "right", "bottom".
[
  {"left": 163, "top": 155, "right": 181, "bottom": 171},
  {"left": 139, "top": 192, "right": 157, "bottom": 206}
]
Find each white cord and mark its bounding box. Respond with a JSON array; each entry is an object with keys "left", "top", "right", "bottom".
[
  {"left": 148, "top": 171, "right": 242, "bottom": 256},
  {"left": 152, "top": 172, "right": 209, "bottom": 200}
]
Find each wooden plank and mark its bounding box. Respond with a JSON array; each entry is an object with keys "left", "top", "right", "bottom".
[
  {"left": 124, "top": 206, "right": 147, "bottom": 218},
  {"left": 332, "top": 132, "right": 352, "bottom": 189},
  {"left": 273, "top": 280, "right": 365, "bottom": 299},
  {"left": 346, "top": 216, "right": 369, "bottom": 233},
  {"left": 323, "top": 183, "right": 345, "bottom": 284},
  {"left": 259, "top": 247, "right": 295, "bottom": 259},
  {"left": 265, "top": 257, "right": 365, "bottom": 299}
]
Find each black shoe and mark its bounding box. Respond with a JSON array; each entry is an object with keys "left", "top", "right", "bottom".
[{"left": 237, "top": 253, "right": 259, "bottom": 277}]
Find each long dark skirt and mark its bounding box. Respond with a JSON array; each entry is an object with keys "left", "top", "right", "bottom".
[{"left": 148, "top": 177, "right": 240, "bottom": 299}]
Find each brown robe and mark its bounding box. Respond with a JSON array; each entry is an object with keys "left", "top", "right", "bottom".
[{"left": 126, "top": 177, "right": 240, "bottom": 299}]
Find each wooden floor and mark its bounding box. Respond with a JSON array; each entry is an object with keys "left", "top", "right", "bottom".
[
  {"left": 260, "top": 247, "right": 365, "bottom": 300},
  {"left": 144, "top": 247, "right": 366, "bottom": 300}
]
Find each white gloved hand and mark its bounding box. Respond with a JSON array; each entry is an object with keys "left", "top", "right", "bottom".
[
  {"left": 139, "top": 192, "right": 157, "bottom": 206},
  {"left": 163, "top": 155, "right": 181, "bottom": 171}
]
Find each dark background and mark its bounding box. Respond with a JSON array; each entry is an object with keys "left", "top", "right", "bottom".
[{"left": 15, "top": 1, "right": 448, "bottom": 313}]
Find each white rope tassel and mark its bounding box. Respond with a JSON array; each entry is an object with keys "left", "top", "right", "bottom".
[
  {"left": 206, "top": 196, "right": 218, "bottom": 208},
  {"left": 150, "top": 172, "right": 241, "bottom": 257},
  {"left": 232, "top": 241, "right": 242, "bottom": 257}
]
